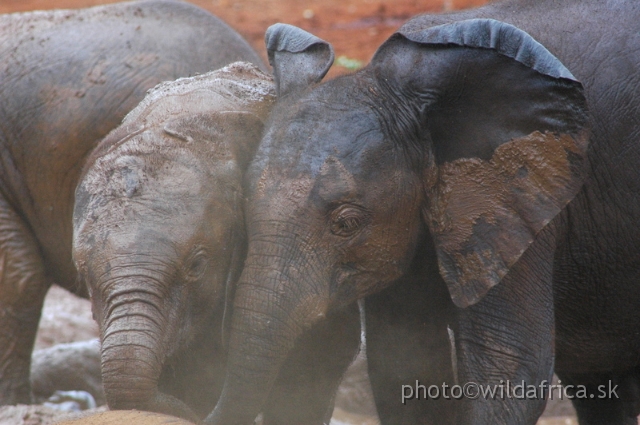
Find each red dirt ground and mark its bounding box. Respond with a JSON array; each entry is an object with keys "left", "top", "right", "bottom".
[{"left": 0, "top": 0, "right": 490, "bottom": 77}]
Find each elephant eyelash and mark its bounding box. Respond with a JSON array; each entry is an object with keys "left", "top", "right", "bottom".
[
  {"left": 183, "top": 249, "right": 209, "bottom": 282},
  {"left": 341, "top": 216, "right": 360, "bottom": 230},
  {"left": 329, "top": 205, "right": 370, "bottom": 237}
]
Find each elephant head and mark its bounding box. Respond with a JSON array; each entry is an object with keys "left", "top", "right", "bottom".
[
  {"left": 72, "top": 63, "right": 274, "bottom": 421},
  {"left": 208, "top": 22, "right": 589, "bottom": 424}
]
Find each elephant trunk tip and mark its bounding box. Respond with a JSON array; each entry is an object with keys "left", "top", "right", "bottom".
[
  {"left": 104, "top": 373, "right": 200, "bottom": 422},
  {"left": 102, "top": 369, "right": 158, "bottom": 411}
]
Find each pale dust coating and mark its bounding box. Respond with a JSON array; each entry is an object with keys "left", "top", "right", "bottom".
[{"left": 77, "top": 62, "right": 275, "bottom": 216}]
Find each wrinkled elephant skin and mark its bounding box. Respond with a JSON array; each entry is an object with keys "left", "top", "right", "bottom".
[
  {"left": 210, "top": 1, "right": 640, "bottom": 425},
  {"left": 0, "top": 0, "right": 264, "bottom": 411},
  {"left": 72, "top": 63, "right": 275, "bottom": 421}
]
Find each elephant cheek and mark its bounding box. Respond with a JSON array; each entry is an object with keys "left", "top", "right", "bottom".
[{"left": 351, "top": 211, "right": 424, "bottom": 298}]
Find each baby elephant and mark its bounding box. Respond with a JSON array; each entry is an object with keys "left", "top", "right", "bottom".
[
  {"left": 0, "top": 0, "right": 264, "bottom": 409},
  {"left": 72, "top": 62, "right": 274, "bottom": 421}
]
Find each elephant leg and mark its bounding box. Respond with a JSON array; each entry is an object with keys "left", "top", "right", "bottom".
[
  {"left": 0, "top": 194, "right": 50, "bottom": 405},
  {"left": 557, "top": 370, "right": 640, "bottom": 425},
  {"left": 365, "top": 260, "right": 457, "bottom": 425},
  {"left": 262, "top": 301, "right": 361, "bottom": 425},
  {"left": 452, "top": 227, "right": 557, "bottom": 425}
]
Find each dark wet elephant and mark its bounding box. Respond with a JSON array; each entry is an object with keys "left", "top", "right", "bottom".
[
  {"left": 208, "top": 1, "right": 640, "bottom": 424},
  {"left": 0, "top": 0, "right": 264, "bottom": 409},
  {"left": 72, "top": 62, "right": 274, "bottom": 421}
]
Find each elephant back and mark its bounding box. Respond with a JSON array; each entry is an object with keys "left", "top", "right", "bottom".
[{"left": 0, "top": 0, "right": 265, "bottom": 289}]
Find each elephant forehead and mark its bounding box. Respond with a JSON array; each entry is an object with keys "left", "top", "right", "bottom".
[
  {"left": 74, "top": 201, "right": 234, "bottom": 272},
  {"left": 251, "top": 130, "right": 386, "bottom": 200},
  {"left": 85, "top": 137, "right": 231, "bottom": 200},
  {"left": 253, "top": 163, "right": 314, "bottom": 205},
  {"left": 123, "top": 62, "right": 275, "bottom": 125},
  {"left": 249, "top": 85, "right": 398, "bottom": 204},
  {"left": 101, "top": 157, "right": 205, "bottom": 200},
  {"left": 130, "top": 90, "right": 239, "bottom": 126},
  {"left": 250, "top": 150, "right": 409, "bottom": 216},
  {"left": 77, "top": 163, "right": 227, "bottom": 244},
  {"left": 257, "top": 88, "right": 384, "bottom": 172}
]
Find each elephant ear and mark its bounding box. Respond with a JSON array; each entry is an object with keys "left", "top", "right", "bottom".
[
  {"left": 163, "top": 111, "right": 264, "bottom": 168},
  {"left": 373, "top": 19, "right": 589, "bottom": 308},
  {"left": 265, "top": 23, "right": 334, "bottom": 97}
]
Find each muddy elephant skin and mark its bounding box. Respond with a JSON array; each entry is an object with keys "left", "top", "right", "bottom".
[
  {"left": 208, "top": 1, "right": 640, "bottom": 425},
  {"left": 72, "top": 62, "right": 275, "bottom": 421},
  {"left": 0, "top": 0, "right": 264, "bottom": 409}
]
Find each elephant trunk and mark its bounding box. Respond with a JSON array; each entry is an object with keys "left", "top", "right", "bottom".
[
  {"left": 208, "top": 246, "right": 327, "bottom": 425},
  {"left": 100, "top": 284, "right": 199, "bottom": 422}
]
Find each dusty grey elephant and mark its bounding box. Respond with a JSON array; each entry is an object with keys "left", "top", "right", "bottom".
[
  {"left": 72, "top": 62, "right": 274, "bottom": 421},
  {"left": 0, "top": 0, "right": 264, "bottom": 409},
  {"left": 208, "top": 1, "right": 640, "bottom": 424}
]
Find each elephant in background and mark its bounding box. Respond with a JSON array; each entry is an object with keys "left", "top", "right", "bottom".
[
  {"left": 208, "top": 1, "right": 640, "bottom": 424},
  {"left": 72, "top": 62, "right": 274, "bottom": 421},
  {"left": 0, "top": 0, "right": 264, "bottom": 409}
]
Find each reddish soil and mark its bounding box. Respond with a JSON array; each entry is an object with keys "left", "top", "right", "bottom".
[{"left": 0, "top": 0, "right": 490, "bottom": 77}]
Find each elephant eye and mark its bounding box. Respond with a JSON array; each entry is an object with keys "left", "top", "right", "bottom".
[
  {"left": 185, "top": 249, "right": 209, "bottom": 282},
  {"left": 330, "top": 205, "right": 367, "bottom": 237}
]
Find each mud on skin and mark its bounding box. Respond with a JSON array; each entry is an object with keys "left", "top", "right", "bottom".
[
  {"left": 209, "top": 1, "right": 640, "bottom": 424},
  {"left": 72, "top": 62, "right": 275, "bottom": 421},
  {"left": 0, "top": 0, "right": 264, "bottom": 412}
]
